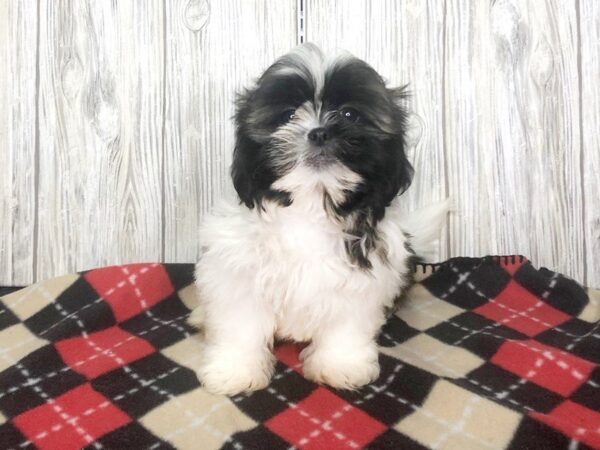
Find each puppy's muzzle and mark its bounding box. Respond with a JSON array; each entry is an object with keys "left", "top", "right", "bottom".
[{"left": 308, "top": 127, "right": 329, "bottom": 146}]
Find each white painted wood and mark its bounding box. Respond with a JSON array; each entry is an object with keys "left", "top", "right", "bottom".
[
  {"left": 307, "top": 0, "right": 588, "bottom": 283},
  {"left": 445, "top": 0, "right": 584, "bottom": 281},
  {"left": 580, "top": 0, "right": 600, "bottom": 288},
  {"left": 305, "top": 0, "right": 448, "bottom": 261},
  {"left": 1, "top": 1, "right": 598, "bottom": 286},
  {"left": 163, "top": 0, "right": 297, "bottom": 263},
  {"left": 0, "top": 1, "right": 38, "bottom": 286},
  {"left": 36, "top": 1, "right": 165, "bottom": 281}
]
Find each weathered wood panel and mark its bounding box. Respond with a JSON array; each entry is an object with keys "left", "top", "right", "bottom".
[
  {"left": 305, "top": 0, "right": 448, "bottom": 261},
  {"left": 163, "top": 0, "right": 297, "bottom": 263},
  {"left": 1, "top": 1, "right": 598, "bottom": 286},
  {"left": 445, "top": 0, "right": 584, "bottom": 281},
  {"left": 0, "top": 1, "right": 38, "bottom": 286},
  {"left": 307, "top": 0, "right": 588, "bottom": 283},
  {"left": 36, "top": 0, "right": 165, "bottom": 281},
  {"left": 580, "top": 0, "right": 600, "bottom": 287}
]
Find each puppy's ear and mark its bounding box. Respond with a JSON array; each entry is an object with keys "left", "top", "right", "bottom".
[
  {"left": 231, "top": 89, "right": 291, "bottom": 209},
  {"left": 389, "top": 85, "right": 410, "bottom": 104}
]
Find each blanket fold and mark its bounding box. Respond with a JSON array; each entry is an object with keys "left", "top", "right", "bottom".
[{"left": 0, "top": 256, "right": 598, "bottom": 450}]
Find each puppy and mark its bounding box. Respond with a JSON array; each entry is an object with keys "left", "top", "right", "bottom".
[{"left": 190, "top": 43, "right": 448, "bottom": 395}]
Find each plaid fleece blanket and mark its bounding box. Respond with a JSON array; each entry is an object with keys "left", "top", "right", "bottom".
[{"left": 0, "top": 256, "right": 598, "bottom": 450}]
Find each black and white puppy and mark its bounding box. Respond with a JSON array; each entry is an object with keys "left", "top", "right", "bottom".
[{"left": 191, "top": 43, "right": 448, "bottom": 395}]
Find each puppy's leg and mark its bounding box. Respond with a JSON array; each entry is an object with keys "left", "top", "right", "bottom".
[
  {"left": 301, "top": 299, "right": 383, "bottom": 390},
  {"left": 193, "top": 271, "right": 275, "bottom": 396}
]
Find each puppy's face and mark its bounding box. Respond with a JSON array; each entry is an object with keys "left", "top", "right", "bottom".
[{"left": 232, "top": 44, "right": 413, "bottom": 229}]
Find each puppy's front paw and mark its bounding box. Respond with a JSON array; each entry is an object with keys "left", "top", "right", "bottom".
[
  {"left": 301, "top": 343, "right": 380, "bottom": 390},
  {"left": 197, "top": 345, "right": 275, "bottom": 396}
]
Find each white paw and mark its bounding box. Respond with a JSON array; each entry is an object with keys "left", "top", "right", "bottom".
[
  {"left": 197, "top": 345, "right": 275, "bottom": 396},
  {"left": 301, "top": 343, "right": 380, "bottom": 390}
]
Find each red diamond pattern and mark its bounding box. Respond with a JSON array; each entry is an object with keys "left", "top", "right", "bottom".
[
  {"left": 475, "top": 280, "right": 570, "bottom": 336},
  {"left": 84, "top": 263, "right": 174, "bottom": 322},
  {"left": 532, "top": 401, "right": 600, "bottom": 449},
  {"left": 266, "top": 387, "right": 386, "bottom": 449},
  {"left": 13, "top": 384, "right": 130, "bottom": 450},
  {"left": 491, "top": 340, "right": 595, "bottom": 396},
  {"left": 55, "top": 326, "right": 154, "bottom": 379}
]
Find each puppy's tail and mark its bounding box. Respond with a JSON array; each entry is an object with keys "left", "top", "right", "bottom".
[{"left": 399, "top": 198, "right": 452, "bottom": 262}]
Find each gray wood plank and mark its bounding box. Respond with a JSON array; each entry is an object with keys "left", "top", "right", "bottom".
[
  {"left": 580, "top": 0, "right": 600, "bottom": 287},
  {"left": 444, "top": 0, "right": 584, "bottom": 280},
  {"left": 0, "top": 0, "right": 38, "bottom": 285},
  {"left": 36, "top": 1, "right": 165, "bottom": 280},
  {"left": 163, "top": 0, "right": 298, "bottom": 263}
]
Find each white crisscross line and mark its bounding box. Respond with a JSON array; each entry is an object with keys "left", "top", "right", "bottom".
[
  {"left": 147, "top": 359, "right": 304, "bottom": 449},
  {"left": 381, "top": 331, "right": 537, "bottom": 413},
  {"left": 147, "top": 398, "right": 243, "bottom": 450},
  {"left": 387, "top": 298, "right": 599, "bottom": 423},
  {"left": 0, "top": 265, "right": 164, "bottom": 356},
  {"left": 11, "top": 292, "right": 105, "bottom": 449},
  {"left": 430, "top": 392, "right": 482, "bottom": 449},
  {"left": 19, "top": 348, "right": 209, "bottom": 447},
  {"left": 567, "top": 317, "right": 600, "bottom": 351},
  {"left": 361, "top": 360, "right": 499, "bottom": 450},
  {"left": 445, "top": 318, "right": 597, "bottom": 390},
  {"left": 12, "top": 290, "right": 245, "bottom": 450},
  {"left": 438, "top": 268, "right": 472, "bottom": 300},
  {"left": 0, "top": 312, "right": 190, "bottom": 400},
  {"left": 438, "top": 266, "right": 597, "bottom": 381},
  {"left": 442, "top": 266, "right": 551, "bottom": 349},
  {"left": 9, "top": 361, "right": 100, "bottom": 449},
  {"left": 0, "top": 283, "right": 43, "bottom": 316},
  {"left": 295, "top": 402, "right": 357, "bottom": 449},
  {"left": 263, "top": 383, "right": 360, "bottom": 450},
  {"left": 406, "top": 289, "right": 596, "bottom": 386},
  {"left": 229, "top": 357, "right": 359, "bottom": 450},
  {"left": 154, "top": 362, "right": 301, "bottom": 450},
  {"left": 21, "top": 365, "right": 182, "bottom": 445},
  {"left": 451, "top": 265, "right": 600, "bottom": 345},
  {"left": 2, "top": 264, "right": 243, "bottom": 449},
  {"left": 120, "top": 267, "right": 190, "bottom": 337},
  {"left": 496, "top": 357, "right": 545, "bottom": 401},
  {"left": 353, "top": 362, "right": 404, "bottom": 405},
  {"left": 387, "top": 295, "right": 598, "bottom": 412},
  {"left": 400, "top": 272, "right": 588, "bottom": 385}
]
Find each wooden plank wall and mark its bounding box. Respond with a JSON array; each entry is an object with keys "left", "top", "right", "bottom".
[
  {"left": 0, "top": 0, "right": 598, "bottom": 287},
  {"left": 306, "top": 0, "right": 597, "bottom": 286},
  {"left": 0, "top": 0, "right": 38, "bottom": 285}
]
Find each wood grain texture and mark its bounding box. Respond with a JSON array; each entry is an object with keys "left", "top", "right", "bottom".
[
  {"left": 580, "top": 0, "right": 600, "bottom": 287},
  {"left": 36, "top": 0, "right": 164, "bottom": 281},
  {"left": 163, "top": 0, "right": 297, "bottom": 263},
  {"left": 445, "top": 0, "right": 584, "bottom": 281},
  {"left": 304, "top": 0, "right": 448, "bottom": 261},
  {"left": 0, "top": 1, "right": 38, "bottom": 285},
  {"left": 1, "top": 1, "right": 598, "bottom": 286}
]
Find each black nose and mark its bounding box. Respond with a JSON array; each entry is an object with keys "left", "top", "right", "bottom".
[{"left": 308, "top": 127, "right": 328, "bottom": 146}]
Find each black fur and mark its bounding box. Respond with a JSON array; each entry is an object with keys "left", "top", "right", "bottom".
[{"left": 231, "top": 46, "right": 413, "bottom": 267}]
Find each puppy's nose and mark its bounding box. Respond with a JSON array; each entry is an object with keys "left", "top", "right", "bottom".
[{"left": 308, "top": 127, "right": 328, "bottom": 146}]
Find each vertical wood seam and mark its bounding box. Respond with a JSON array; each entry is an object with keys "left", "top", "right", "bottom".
[
  {"left": 297, "top": 0, "right": 304, "bottom": 44},
  {"left": 161, "top": 0, "right": 167, "bottom": 262},
  {"left": 32, "top": 0, "right": 41, "bottom": 282},
  {"left": 575, "top": 0, "right": 587, "bottom": 286},
  {"left": 442, "top": 0, "right": 451, "bottom": 258}
]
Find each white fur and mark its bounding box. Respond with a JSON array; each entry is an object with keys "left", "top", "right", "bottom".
[{"left": 191, "top": 164, "right": 448, "bottom": 395}]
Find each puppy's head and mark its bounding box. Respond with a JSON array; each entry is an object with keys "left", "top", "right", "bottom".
[{"left": 232, "top": 43, "right": 413, "bottom": 266}]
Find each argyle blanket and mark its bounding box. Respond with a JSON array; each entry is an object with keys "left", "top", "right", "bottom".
[{"left": 0, "top": 257, "right": 598, "bottom": 450}]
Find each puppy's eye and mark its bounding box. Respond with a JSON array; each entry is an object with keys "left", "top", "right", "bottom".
[
  {"left": 278, "top": 109, "right": 296, "bottom": 124},
  {"left": 340, "top": 107, "right": 360, "bottom": 122}
]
